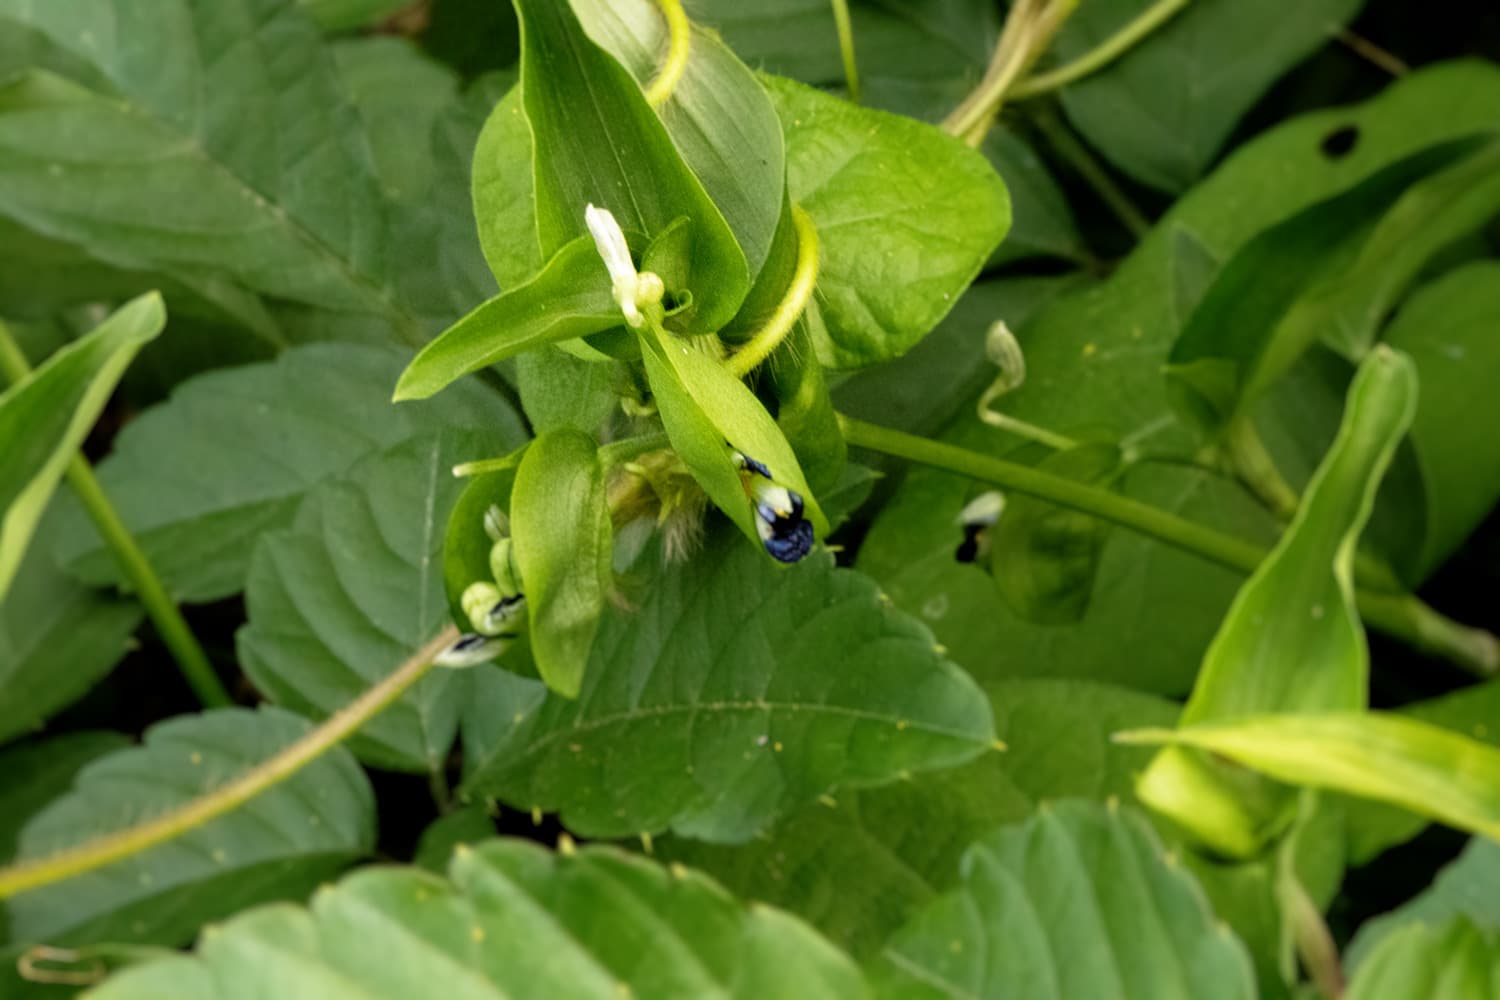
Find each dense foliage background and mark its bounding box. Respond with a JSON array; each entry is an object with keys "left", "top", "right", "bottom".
[{"left": 2, "top": 0, "right": 1500, "bottom": 996}]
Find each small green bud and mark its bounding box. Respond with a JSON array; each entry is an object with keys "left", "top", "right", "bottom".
[
  {"left": 490, "top": 538, "right": 522, "bottom": 596},
  {"left": 461, "top": 581, "right": 504, "bottom": 634}
]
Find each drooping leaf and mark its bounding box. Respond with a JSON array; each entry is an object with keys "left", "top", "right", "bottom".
[
  {"left": 0, "top": 293, "right": 163, "bottom": 601},
  {"left": 1382, "top": 262, "right": 1500, "bottom": 578},
  {"left": 765, "top": 74, "right": 1012, "bottom": 368},
  {"left": 514, "top": 0, "right": 749, "bottom": 332},
  {"left": 1050, "top": 0, "right": 1365, "bottom": 192},
  {"left": 57, "top": 344, "right": 522, "bottom": 603},
  {"left": 393, "top": 238, "right": 622, "bottom": 401},
  {"left": 638, "top": 323, "right": 827, "bottom": 555},
  {"left": 987, "top": 442, "right": 1123, "bottom": 625},
  {"left": 470, "top": 86, "right": 542, "bottom": 290},
  {"left": 2, "top": 708, "right": 373, "bottom": 987},
  {"left": 872, "top": 801, "right": 1257, "bottom": 999},
  {"left": 1139, "top": 348, "right": 1417, "bottom": 857},
  {"left": 661, "top": 679, "right": 1176, "bottom": 960},
  {"left": 238, "top": 431, "right": 504, "bottom": 772},
  {"left": 1124, "top": 712, "right": 1500, "bottom": 843},
  {"left": 461, "top": 530, "right": 995, "bottom": 843},
  {"left": 0, "top": 498, "right": 142, "bottom": 745},
  {"left": 88, "top": 841, "right": 869, "bottom": 999},
  {"left": 510, "top": 430, "right": 613, "bottom": 698},
  {"left": 1345, "top": 918, "right": 1500, "bottom": 1000}
]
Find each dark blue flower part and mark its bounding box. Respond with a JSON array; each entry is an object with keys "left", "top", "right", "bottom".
[{"left": 731, "top": 449, "right": 773, "bottom": 481}]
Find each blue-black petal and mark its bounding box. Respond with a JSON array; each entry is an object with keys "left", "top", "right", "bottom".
[{"left": 763, "top": 516, "right": 815, "bottom": 563}]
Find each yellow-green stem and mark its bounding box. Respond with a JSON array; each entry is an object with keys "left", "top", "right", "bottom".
[
  {"left": 837, "top": 414, "right": 1499, "bottom": 677},
  {"left": 830, "top": 0, "right": 861, "bottom": 103},
  {"left": 1009, "top": 0, "right": 1197, "bottom": 100},
  {"left": 644, "top": 0, "right": 691, "bottom": 108},
  {"left": 726, "top": 205, "right": 821, "bottom": 378},
  {"left": 0, "top": 626, "right": 457, "bottom": 899},
  {"left": 0, "top": 324, "right": 232, "bottom": 709}
]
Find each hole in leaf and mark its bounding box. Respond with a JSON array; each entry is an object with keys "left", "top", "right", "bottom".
[{"left": 1320, "top": 125, "right": 1360, "bottom": 159}]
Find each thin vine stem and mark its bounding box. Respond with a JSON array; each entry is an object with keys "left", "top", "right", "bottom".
[
  {"left": 837, "top": 414, "right": 1500, "bottom": 677},
  {"left": 1032, "top": 104, "right": 1151, "bottom": 238},
  {"left": 726, "top": 204, "right": 821, "bottom": 378},
  {"left": 0, "top": 324, "right": 232, "bottom": 709},
  {"left": 644, "top": 0, "right": 692, "bottom": 108},
  {"left": 830, "top": 0, "right": 861, "bottom": 103},
  {"left": 0, "top": 626, "right": 458, "bottom": 900},
  {"left": 1009, "top": 0, "right": 1197, "bottom": 100}
]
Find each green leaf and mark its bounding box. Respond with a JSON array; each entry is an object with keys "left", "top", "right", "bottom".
[
  {"left": 987, "top": 443, "right": 1123, "bottom": 625},
  {"left": 393, "top": 238, "right": 621, "bottom": 401},
  {"left": 516, "top": 346, "right": 623, "bottom": 437},
  {"left": 0, "top": 732, "right": 129, "bottom": 866},
  {"left": 511, "top": 430, "right": 613, "bottom": 698},
  {"left": 57, "top": 344, "right": 522, "bottom": 603},
  {"left": 573, "top": 0, "right": 786, "bottom": 287},
  {"left": 1124, "top": 712, "right": 1500, "bottom": 843},
  {"left": 238, "top": 431, "right": 503, "bottom": 772},
  {"left": 88, "top": 840, "right": 868, "bottom": 999},
  {"left": 765, "top": 74, "right": 1012, "bottom": 368},
  {"left": 0, "top": 293, "right": 163, "bottom": 601},
  {"left": 461, "top": 530, "right": 995, "bottom": 843},
  {"left": 0, "top": 0, "right": 444, "bottom": 345},
  {"left": 982, "top": 127, "right": 1090, "bottom": 266},
  {"left": 639, "top": 323, "right": 827, "bottom": 553},
  {"left": 1139, "top": 348, "right": 1418, "bottom": 857},
  {"left": 2, "top": 708, "right": 373, "bottom": 974},
  {"left": 1051, "top": 0, "right": 1364, "bottom": 193},
  {"left": 1347, "top": 838, "right": 1500, "bottom": 971},
  {"left": 1382, "top": 262, "right": 1500, "bottom": 578},
  {"left": 872, "top": 801, "right": 1257, "bottom": 999},
  {"left": 470, "top": 85, "right": 541, "bottom": 290},
  {"left": 1346, "top": 918, "right": 1500, "bottom": 1000},
  {"left": 515, "top": 0, "right": 749, "bottom": 332},
  {"left": 0, "top": 498, "right": 142, "bottom": 745},
  {"left": 662, "top": 679, "right": 1176, "bottom": 960},
  {"left": 1165, "top": 142, "right": 1471, "bottom": 434},
  {"left": 411, "top": 806, "right": 496, "bottom": 875}
]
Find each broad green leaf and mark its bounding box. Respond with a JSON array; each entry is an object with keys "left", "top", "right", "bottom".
[
  {"left": 982, "top": 127, "right": 1090, "bottom": 266},
  {"left": 88, "top": 841, "right": 868, "bottom": 999},
  {"left": 1139, "top": 349, "right": 1417, "bottom": 857},
  {"left": 411, "top": 806, "right": 496, "bottom": 874},
  {"left": 1051, "top": 0, "right": 1364, "bottom": 193},
  {"left": 0, "top": 293, "right": 163, "bottom": 601},
  {"left": 511, "top": 431, "right": 613, "bottom": 698},
  {"left": 639, "top": 323, "right": 827, "bottom": 554},
  {"left": 238, "top": 431, "right": 504, "bottom": 772},
  {"left": 872, "top": 801, "right": 1257, "bottom": 999},
  {"left": 515, "top": 0, "right": 748, "bottom": 332},
  {"left": 1383, "top": 263, "right": 1500, "bottom": 578},
  {"left": 0, "top": 732, "right": 129, "bottom": 865},
  {"left": 1347, "top": 838, "right": 1500, "bottom": 971},
  {"left": 1296, "top": 141, "right": 1500, "bottom": 358},
  {"left": 858, "top": 63, "right": 1500, "bottom": 697},
  {"left": 516, "top": 346, "right": 623, "bottom": 437},
  {"left": 394, "top": 237, "right": 621, "bottom": 400},
  {"left": 765, "top": 74, "right": 1011, "bottom": 368},
  {"left": 57, "top": 344, "right": 522, "bottom": 603},
  {"left": 471, "top": 87, "right": 541, "bottom": 290},
  {"left": 3, "top": 708, "right": 373, "bottom": 984},
  {"left": 1166, "top": 142, "right": 1470, "bottom": 434},
  {"left": 0, "top": 499, "right": 141, "bottom": 745},
  {"left": 461, "top": 530, "right": 995, "bottom": 843},
  {"left": 662, "top": 679, "right": 1176, "bottom": 960},
  {"left": 987, "top": 443, "right": 1123, "bottom": 625},
  {"left": 1125, "top": 712, "right": 1500, "bottom": 843},
  {"left": 574, "top": 0, "right": 786, "bottom": 286},
  {"left": 1346, "top": 918, "right": 1500, "bottom": 1000},
  {"left": 0, "top": 0, "right": 446, "bottom": 345}
]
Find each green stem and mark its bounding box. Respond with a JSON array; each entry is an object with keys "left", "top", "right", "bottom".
[
  {"left": 837, "top": 414, "right": 1499, "bottom": 678},
  {"left": 830, "top": 0, "right": 861, "bottom": 103},
  {"left": 1009, "top": 0, "right": 1197, "bottom": 100},
  {"left": 0, "top": 325, "right": 231, "bottom": 709},
  {"left": 725, "top": 205, "right": 821, "bottom": 378},
  {"left": 644, "top": 0, "right": 691, "bottom": 108},
  {"left": 0, "top": 626, "right": 457, "bottom": 899},
  {"left": 1223, "top": 417, "right": 1301, "bottom": 521},
  {"left": 1032, "top": 104, "right": 1151, "bottom": 238}
]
